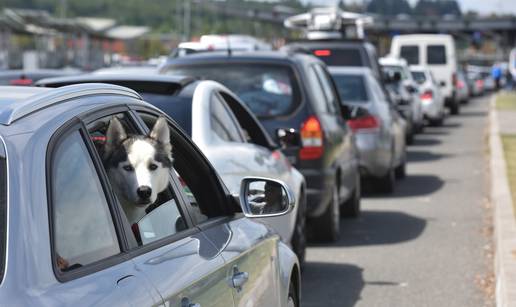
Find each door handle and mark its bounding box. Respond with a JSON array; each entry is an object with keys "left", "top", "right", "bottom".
[
  {"left": 231, "top": 266, "right": 249, "bottom": 292},
  {"left": 181, "top": 297, "right": 201, "bottom": 307}
]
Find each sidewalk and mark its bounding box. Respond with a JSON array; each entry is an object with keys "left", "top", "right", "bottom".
[{"left": 490, "top": 93, "right": 516, "bottom": 307}]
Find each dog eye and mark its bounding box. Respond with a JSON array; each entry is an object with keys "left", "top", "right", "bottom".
[
  {"left": 149, "top": 163, "right": 158, "bottom": 171},
  {"left": 123, "top": 165, "right": 134, "bottom": 171}
]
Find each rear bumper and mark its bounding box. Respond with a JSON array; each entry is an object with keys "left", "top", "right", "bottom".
[
  {"left": 300, "top": 167, "right": 334, "bottom": 218},
  {"left": 355, "top": 133, "right": 390, "bottom": 177},
  {"left": 421, "top": 99, "right": 441, "bottom": 119}
]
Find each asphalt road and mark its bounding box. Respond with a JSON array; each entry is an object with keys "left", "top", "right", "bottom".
[{"left": 302, "top": 95, "right": 492, "bottom": 307}]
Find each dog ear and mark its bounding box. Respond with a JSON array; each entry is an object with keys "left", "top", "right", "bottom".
[
  {"left": 150, "top": 117, "right": 171, "bottom": 145},
  {"left": 104, "top": 117, "right": 127, "bottom": 154}
]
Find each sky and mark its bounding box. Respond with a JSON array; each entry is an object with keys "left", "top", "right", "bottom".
[{"left": 302, "top": 0, "right": 516, "bottom": 16}]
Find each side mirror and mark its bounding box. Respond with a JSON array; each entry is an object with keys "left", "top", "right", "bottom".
[
  {"left": 440, "top": 81, "right": 446, "bottom": 87},
  {"left": 240, "top": 177, "right": 295, "bottom": 218},
  {"left": 276, "top": 128, "right": 301, "bottom": 148}
]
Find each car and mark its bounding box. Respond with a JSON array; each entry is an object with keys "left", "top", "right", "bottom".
[
  {"left": 160, "top": 51, "right": 361, "bottom": 242},
  {"left": 282, "top": 40, "right": 384, "bottom": 82},
  {"left": 329, "top": 67, "right": 407, "bottom": 193},
  {"left": 410, "top": 65, "right": 446, "bottom": 126},
  {"left": 379, "top": 56, "right": 424, "bottom": 134},
  {"left": 0, "top": 84, "right": 301, "bottom": 306},
  {"left": 390, "top": 34, "right": 460, "bottom": 115},
  {"left": 455, "top": 70, "right": 470, "bottom": 104},
  {"left": 37, "top": 74, "right": 308, "bottom": 265},
  {"left": 0, "top": 68, "right": 81, "bottom": 86},
  {"left": 466, "top": 69, "right": 484, "bottom": 96},
  {"left": 170, "top": 34, "right": 272, "bottom": 58},
  {"left": 382, "top": 72, "right": 415, "bottom": 145}
]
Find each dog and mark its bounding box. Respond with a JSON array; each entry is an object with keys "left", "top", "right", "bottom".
[{"left": 102, "top": 116, "right": 174, "bottom": 224}]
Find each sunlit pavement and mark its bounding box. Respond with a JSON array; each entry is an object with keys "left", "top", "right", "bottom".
[{"left": 302, "top": 95, "right": 492, "bottom": 307}]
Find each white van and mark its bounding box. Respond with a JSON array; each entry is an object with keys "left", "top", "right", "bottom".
[{"left": 390, "top": 34, "right": 460, "bottom": 114}]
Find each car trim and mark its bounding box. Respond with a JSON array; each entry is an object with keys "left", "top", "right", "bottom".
[
  {"left": 1, "top": 83, "right": 142, "bottom": 126},
  {"left": 0, "top": 135, "right": 8, "bottom": 287}
]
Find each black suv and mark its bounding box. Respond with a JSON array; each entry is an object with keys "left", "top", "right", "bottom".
[
  {"left": 160, "top": 51, "right": 360, "bottom": 241},
  {"left": 283, "top": 40, "right": 383, "bottom": 81}
]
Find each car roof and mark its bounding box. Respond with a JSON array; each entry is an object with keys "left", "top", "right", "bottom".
[
  {"left": 36, "top": 74, "right": 196, "bottom": 94},
  {"left": 409, "top": 65, "right": 428, "bottom": 72},
  {"left": 328, "top": 66, "right": 373, "bottom": 76},
  {"left": 162, "top": 50, "right": 317, "bottom": 67},
  {"left": 0, "top": 83, "right": 141, "bottom": 125},
  {"left": 379, "top": 57, "right": 407, "bottom": 67},
  {"left": 392, "top": 34, "right": 453, "bottom": 41}
]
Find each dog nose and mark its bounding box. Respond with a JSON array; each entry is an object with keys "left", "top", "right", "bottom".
[{"left": 137, "top": 186, "right": 152, "bottom": 199}]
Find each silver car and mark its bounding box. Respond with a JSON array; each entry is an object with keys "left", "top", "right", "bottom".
[
  {"left": 0, "top": 84, "right": 300, "bottom": 306},
  {"left": 329, "top": 67, "right": 407, "bottom": 193},
  {"left": 37, "top": 74, "right": 307, "bottom": 264},
  {"left": 410, "top": 65, "right": 446, "bottom": 126}
]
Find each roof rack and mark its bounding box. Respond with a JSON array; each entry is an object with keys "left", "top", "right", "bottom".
[
  {"left": 0, "top": 83, "right": 141, "bottom": 125},
  {"left": 284, "top": 7, "right": 373, "bottom": 40}
]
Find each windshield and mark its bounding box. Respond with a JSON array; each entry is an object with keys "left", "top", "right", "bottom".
[
  {"left": 167, "top": 64, "right": 300, "bottom": 118},
  {"left": 140, "top": 93, "right": 193, "bottom": 136},
  {"left": 331, "top": 74, "right": 369, "bottom": 103},
  {"left": 411, "top": 71, "right": 427, "bottom": 84}
]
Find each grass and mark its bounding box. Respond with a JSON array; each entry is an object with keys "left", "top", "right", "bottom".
[
  {"left": 496, "top": 92, "right": 516, "bottom": 110},
  {"left": 501, "top": 134, "right": 516, "bottom": 218}
]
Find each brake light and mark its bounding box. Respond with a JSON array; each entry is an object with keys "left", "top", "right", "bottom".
[
  {"left": 456, "top": 80, "right": 465, "bottom": 89},
  {"left": 476, "top": 79, "right": 484, "bottom": 88},
  {"left": 299, "top": 116, "right": 324, "bottom": 160},
  {"left": 10, "top": 78, "right": 33, "bottom": 86},
  {"left": 314, "top": 49, "right": 331, "bottom": 57},
  {"left": 420, "top": 90, "right": 433, "bottom": 100},
  {"left": 347, "top": 115, "right": 380, "bottom": 132}
]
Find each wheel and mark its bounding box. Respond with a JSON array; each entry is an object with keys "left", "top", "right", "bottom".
[
  {"left": 376, "top": 167, "right": 395, "bottom": 194},
  {"left": 287, "top": 281, "right": 299, "bottom": 307},
  {"left": 310, "top": 185, "right": 340, "bottom": 242},
  {"left": 406, "top": 132, "right": 414, "bottom": 145},
  {"left": 341, "top": 173, "right": 361, "bottom": 217},
  {"left": 291, "top": 193, "right": 306, "bottom": 267},
  {"left": 450, "top": 101, "right": 460, "bottom": 115},
  {"left": 395, "top": 159, "right": 406, "bottom": 179},
  {"left": 429, "top": 113, "right": 444, "bottom": 127}
]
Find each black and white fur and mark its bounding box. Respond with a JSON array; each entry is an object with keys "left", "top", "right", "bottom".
[{"left": 102, "top": 117, "right": 173, "bottom": 224}]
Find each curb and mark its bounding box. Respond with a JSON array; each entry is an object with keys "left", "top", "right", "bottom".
[{"left": 490, "top": 95, "right": 516, "bottom": 307}]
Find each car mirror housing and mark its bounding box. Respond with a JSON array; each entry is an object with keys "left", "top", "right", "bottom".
[
  {"left": 276, "top": 128, "right": 301, "bottom": 148},
  {"left": 239, "top": 177, "right": 295, "bottom": 218}
]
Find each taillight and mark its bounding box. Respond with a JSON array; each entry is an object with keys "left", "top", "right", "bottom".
[
  {"left": 314, "top": 49, "right": 331, "bottom": 57},
  {"left": 452, "top": 73, "right": 457, "bottom": 87},
  {"left": 299, "top": 116, "right": 324, "bottom": 160},
  {"left": 476, "top": 79, "right": 484, "bottom": 88},
  {"left": 10, "top": 78, "right": 33, "bottom": 86},
  {"left": 347, "top": 115, "right": 380, "bottom": 132},
  {"left": 420, "top": 90, "right": 433, "bottom": 100},
  {"left": 456, "top": 80, "right": 465, "bottom": 89}
]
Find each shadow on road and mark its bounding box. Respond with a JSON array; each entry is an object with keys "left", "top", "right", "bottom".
[
  {"left": 458, "top": 110, "right": 488, "bottom": 118},
  {"left": 365, "top": 174, "right": 444, "bottom": 198},
  {"left": 407, "top": 150, "right": 452, "bottom": 162},
  {"left": 422, "top": 130, "right": 450, "bottom": 136},
  {"left": 411, "top": 137, "right": 442, "bottom": 146},
  {"left": 309, "top": 210, "right": 427, "bottom": 248},
  {"left": 302, "top": 262, "right": 364, "bottom": 307}
]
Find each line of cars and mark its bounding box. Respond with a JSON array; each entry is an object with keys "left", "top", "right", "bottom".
[{"left": 0, "top": 32, "right": 481, "bottom": 306}]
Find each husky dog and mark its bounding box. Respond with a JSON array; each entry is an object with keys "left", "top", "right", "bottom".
[{"left": 102, "top": 116, "right": 173, "bottom": 224}]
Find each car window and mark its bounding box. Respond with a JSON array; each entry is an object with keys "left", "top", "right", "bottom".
[
  {"left": 411, "top": 71, "right": 427, "bottom": 84},
  {"left": 400, "top": 45, "right": 419, "bottom": 65},
  {"left": 139, "top": 92, "right": 193, "bottom": 136},
  {"left": 167, "top": 64, "right": 301, "bottom": 118},
  {"left": 137, "top": 112, "right": 227, "bottom": 224},
  {"left": 332, "top": 74, "right": 369, "bottom": 103},
  {"left": 51, "top": 130, "right": 120, "bottom": 272},
  {"left": 369, "top": 76, "right": 388, "bottom": 102},
  {"left": 312, "top": 64, "right": 340, "bottom": 115},
  {"left": 427, "top": 45, "right": 447, "bottom": 65},
  {"left": 211, "top": 93, "right": 245, "bottom": 143},
  {"left": 86, "top": 113, "right": 187, "bottom": 247},
  {"left": 310, "top": 48, "right": 363, "bottom": 67}
]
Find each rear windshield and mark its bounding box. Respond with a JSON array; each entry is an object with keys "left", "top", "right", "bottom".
[
  {"left": 411, "top": 71, "right": 427, "bottom": 84},
  {"left": 311, "top": 48, "right": 364, "bottom": 67},
  {"left": 167, "top": 64, "right": 300, "bottom": 118},
  {"left": 383, "top": 65, "right": 409, "bottom": 80},
  {"left": 427, "top": 45, "right": 447, "bottom": 65},
  {"left": 331, "top": 74, "right": 368, "bottom": 103},
  {"left": 140, "top": 93, "right": 193, "bottom": 136},
  {"left": 400, "top": 46, "right": 419, "bottom": 65}
]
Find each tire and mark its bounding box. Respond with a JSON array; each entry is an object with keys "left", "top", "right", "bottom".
[
  {"left": 406, "top": 132, "right": 414, "bottom": 145},
  {"left": 310, "top": 185, "right": 340, "bottom": 242},
  {"left": 291, "top": 193, "right": 306, "bottom": 267},
  {"left": 341, "top": 173, "right": 361, "bottom": 218},
  {"left": 429, "top": 113, "right": 444, "bottom": 127},
  {"left": 450, "top": 101, "right": 460, "bottom": 115},
  {"left": 395, "top": 159, "right": 407, "bottom": 179},
  {"left": 287, "top": 281, "right": 299, "bottom": 307},
  {"left": 376, "top": 167, "right": 395, "bottom": 194}
]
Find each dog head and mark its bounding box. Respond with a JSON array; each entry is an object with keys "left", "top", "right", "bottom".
[{"left": 102, "top": 117, "right": 173, "bottom": 207}]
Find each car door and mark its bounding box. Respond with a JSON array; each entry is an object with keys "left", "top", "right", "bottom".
[
  {"left": 134, "top": 110, "right": 281, "bottom": 307},
  {"left": 84, "top": 108, "right": 235, "bottom": 307},
  {"left": 45, "top": 120, "right": 162, "bottom": 307}
]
